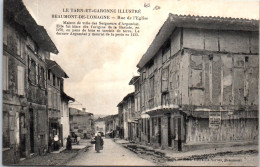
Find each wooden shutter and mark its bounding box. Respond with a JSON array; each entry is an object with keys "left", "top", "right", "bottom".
[
  {"left": 16, "top": 32, "right": 21, "bottom": 57},
  {"left": 48, "top": 88, "right": 52, "bottom": 108},
  {"left": 3, "top": 24, "right": 7, "bottom": 45},
  {"left": 162, "top": 67, "right": 169, "bottom": 92},
  {"left": 9, "top": 111, "right": 15, "bottom": 145},
  {"left": 3, "top": 112, "right": 10, "bottom": 147},
  {"left": 2, "top": 55, "right": 8, "bottom": 90},
  {"left": 17, "top": 66, "right": 24, "bottom": 95}
]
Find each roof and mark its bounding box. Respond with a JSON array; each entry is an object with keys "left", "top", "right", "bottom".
[
  {"left": 94, "top": 117, "right": 105, "bottom": 122},
  {"left": 103, "top": 114, "right": 118, "bottom": 121},
  {"left": 4, "top": 0, "right": 58, "bottom": 54},
  {"left": 129, "top": 76, "right": 140, "bottom": 85},
  {"left": 117, "top": 100, "right": 124, "bottom": 107},
  {"left": 69, "top": 107, "right": 93, "bottom": 116},
  {"left": 117, "top": 92, "right": 135, "bottom": 107},
  {"left": 46, "top": 59, "right": 68, "bottom": 78},
  {"left": 137, "top": 14, "right": 259, "bottom": 68},
  {"left": 61, "top": 91, "right": 75, "bottom": 102},
  {"left": 123, "top": 92, "right": 135, "bottom": 101}
]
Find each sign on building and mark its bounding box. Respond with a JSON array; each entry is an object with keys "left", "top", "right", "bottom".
[{"left": 209, "top": 111, "right": 221, "bottom": 128}]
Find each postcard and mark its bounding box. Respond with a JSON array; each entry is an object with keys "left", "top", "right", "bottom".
[{"left": 2, "top": 0, "right": 259, "bottom": 166}]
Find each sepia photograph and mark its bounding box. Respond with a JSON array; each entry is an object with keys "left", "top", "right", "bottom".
[{"left": 1, "top": 0, "right": 259, "bottom": 166}]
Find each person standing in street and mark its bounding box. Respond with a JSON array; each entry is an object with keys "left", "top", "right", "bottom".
[
  {"left": 66, "top": 135, "right": 72, "bottom": 150},
  {"left": 74, "top": 133, "right": 78, "bottom": 143},
  {"left": 54, "top": 135, "right": 59, "bottom": 151},
  {"left": 94, "top": 133, "right": 104, "bottom": 153}
]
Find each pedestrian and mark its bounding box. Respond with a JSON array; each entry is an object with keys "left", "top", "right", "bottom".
[
  {"left": 74, "top": 133, "right": 78, "bottom": 143},
  {"left": 48, "top": 134, "right": 53, "bottom": 152},
  {"left": 94, "top": 133, "right": 104, "bottom": 153},
  {"left": 66, "top": 135, "right": 72, "bottom": 150},
  {"left": 54, "top": 135, "right": 59, "bottom": 150}
]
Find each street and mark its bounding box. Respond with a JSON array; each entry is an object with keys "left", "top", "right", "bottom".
[{"left": 66, "top": 138, "right": 155, "bottom": 166}]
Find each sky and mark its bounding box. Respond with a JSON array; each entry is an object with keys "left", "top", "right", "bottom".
[{"left": 22, "top": 0, "right": 259, "bottom": 115}]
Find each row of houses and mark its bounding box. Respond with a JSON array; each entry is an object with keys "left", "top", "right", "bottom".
[
  {"left": 116, "top": 14, "right": 259, "bottom": 151},
  {"left": 94, "top": 115, "right": 119, "bottom": 137},
  {"left": 69, "top": 108, "right": 94, "bottom": 139},
  {"left": 2, "top": 0, "right": 94, "bottom": 164}
]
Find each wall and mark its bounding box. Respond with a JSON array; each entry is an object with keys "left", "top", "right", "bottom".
[
  {"left": 137, "top": 26, "right": 259, "bottom": 149},
  {"left": 183, "top": 28, "right": 259, "bottom": 54},
  {"left": 95, "top": 121, "right": 105, "bottom": 133},
  {"left": 183, "top": 49, "right": 259, "bottom": 109},
  {"left": 47, "top": 70, "right": 61, "bottom": 111},
  {"left": 186, "top": 115, "right": 258, "bottom": 144},
  {"left": 60, "top": 101, "right": 70, "bottom": 145},
  {"left": 70, "top": 113, "right": 93, "bottom": 138},
  {"left": 2, "top": 19, "right": 49, "bottom": 164}
]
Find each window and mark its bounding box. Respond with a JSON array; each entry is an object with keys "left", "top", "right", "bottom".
[
  {"left": 40, "top": 67, "right": 46, "bottom": 88},
  {"left": 48, "top": 70, "right": 51, "bottom": 80},
  {"left": 162, "top": 39, "right": 171, "bottom": 63},
  {"left": 53, "top": 89, "right": 56, "bottom": 109},
  {"left": 48, "top": 88, "right": 52, "bottom": 108},
  {"left": 3, "top": 112, "right": 10, "bottom": 147},
  {"left": 29, "top": 59, "right": 36, "bottom": 85},
  {"left": 36, "top": 65, "right": 40, "bottom": 85},
  {"left": 142, "top": 72, "right": 146, "bottom": 82},
  {"left": 141, "top": 84, "right": 145, "bottom": 107},
  {"left": 152, "top": 118, "right": 155, "bottom": 136},
  {"left": 2, "top": 55, "right": 8, "bottom": 90},
  {"left": 16, "top": 32, "right": 21, "bottom": 57},
  {"left": 3, "top": 23, "right": 7, "bottom": 45},
  {"left": 135, "top": 80, "right": 140, "bottom": 92},
  {"left": 162, "top": 67, "right": 169, "bottom": 92},
  {"left": 7, "top": 27, "right": 20, "bottom": 56},
  {"left": 141, "top": 119, "right": 144, "bottom": 132},
  {"left": 162, "top": 92, "right": 169, "bottom": 106},
  {"left": 149, "top": 76, "right": 154, "bottom": 109},
  {"left": 150, "top": 76, "right": 154, "bottom": 98},
  {"left": 144, "top": 119, "right": 147, "bottom": 134},
  {"left": 53, "top": 74, "right": 56, "bottom": 86},
  {"left": 17, "top": 66, "right": 24, "bottom": 95}
]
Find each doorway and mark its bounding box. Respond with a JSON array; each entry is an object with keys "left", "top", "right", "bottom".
[
  {"left": 29, "top": 109, "right": 34, "bottom": 153},
  {"left": 158, "top": 117, "right": 161, "bottom": 146},
  {"left": 168, "top": 116, "right": 172, "bottom": 147},
  {"left": 177, "top": 117, "right": 182, "bottom": 151},
  {"left": 19, "top": 113, "right": 26, "bottom": 157},
  {"left": 147, "top": 119, "right": 150, "bottom": 143}
]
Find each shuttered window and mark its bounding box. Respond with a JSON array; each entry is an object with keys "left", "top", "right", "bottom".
[
  {"left": 52, "top": 89, "right": 57, "bottom": 109},
  {"left": 29, "top": 59, "right": 37, "bottom": 85},
  {"left": 162, "top": 67, "right": 169, "bottom": 92},
  {"left": 3, "top": 23, "right": 7, "bottom": 45},
  {"left": 3, "top": 112, "right": 10, "bottom": 147},
  {"left": 48, "top": 88, "right": 52, "bottom": 108},
  {"left": 2, "top": 55, "right": 8, "bottom": 90},
  {"left": 17, "top": 66, "right": 25, "bottom": 95}
]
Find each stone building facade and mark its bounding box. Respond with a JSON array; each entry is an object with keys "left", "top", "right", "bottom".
[
  {"left": 2, "top": 0, "right": 58, "bottom": 164},
  {"left": 94, "top": 117, "right": 106, "bottom": 134},
  {"left": 47, "top": 59, "right": 73, "bottom": 148},
  {"left": 69, "top": 108, "right": 94, "bottom": 139},
  {"left": 104, "top": 114, "right": 119, "bottom": 137},
  {"left": 117, "top": 92, "right": 135, "bottom": 140},
  {"left": 60, "top": 91, "right": 74, "bottom": 146}
]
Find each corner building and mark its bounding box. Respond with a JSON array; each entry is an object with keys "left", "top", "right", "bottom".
[{"left": 137, "top": 14, "right": 259, "bottom": 151}]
